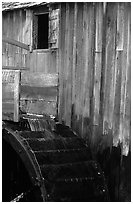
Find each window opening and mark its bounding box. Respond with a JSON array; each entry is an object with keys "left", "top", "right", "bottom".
[
  {"left": 32, "top": 9, "right": 59, "bottom": 50},
  {"left": 33, "top": 13, "right": 49, "bottom": 49}
]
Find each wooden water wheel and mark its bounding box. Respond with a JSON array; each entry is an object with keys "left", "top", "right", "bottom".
[{"left": 2, "top": 116, "right": 109, "bottom": 202}]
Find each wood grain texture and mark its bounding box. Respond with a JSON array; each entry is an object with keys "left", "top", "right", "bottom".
[
  {"left": 58, "top": 2, "right": 130, "bottom": 155},
  {"left": 103, "top": 3, "right": 117, "bottom": 133},
  {"left": 119, "top": 3, "right": 131, "bottom": 155},
  {"left": 2, "top": 70, "right": 20, "bottom": 122},
  {"left": 20, "top": 100, "right": 57, "bottom": 116},
  {"left": 21, "top": 86, "right": 57, "bottom": 100},
  {"left": 20, "top": 72, "right": 58, "bottom": 116},
  {"left": 2, "top": 9, "right": 30, "bottom": 69},
  {"left": 21, "top": 72, "right": 58, "bottom": 87},
  {"left": 93, "top": 3, "right": 103, "bottom": 126},
  {"left": 2, "top": 36, "right": 29, "bottom": 50},
  {"left": 2, "top": 66, "right": 30, "bottom": 70},
  {"left": 58, "top": 3, "right": 66, "bottom": 122},
  {"left": 29, "top": 50, "right": 57, "bottom": 73}
]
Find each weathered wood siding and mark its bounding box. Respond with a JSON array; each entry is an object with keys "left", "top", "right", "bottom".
[
  {"left": 29, "top": 50, "right": 57, "bottom": 73},
  {"left": 20, "top": 72, "right": 58, "bottom": 116},
  {"left": 2, "top": 9, "right": 31, "bottom": 68},
  {"left": 2, "top": 9, "right": 57, "bottom": 73},
  {"left": 2, "top": 70, "right": 58, "bottom": 119},
  {"left": 2, "top": 70, "right": 20, "bottom": 122},
  {"left": 58, "top": 2, "right": 131, "bottom": 156}
]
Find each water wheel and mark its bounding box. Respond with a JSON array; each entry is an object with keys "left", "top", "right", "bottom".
[{"left": 2, "top": 115, "right": 109, "bottom": 202}]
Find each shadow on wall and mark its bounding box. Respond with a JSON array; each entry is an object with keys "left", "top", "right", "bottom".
[
  {"left": 97, "top": 147, "right": 131, "bottom": 202},
  {"left": 71, "top": 116, "right": 131, "bottom": 202}
]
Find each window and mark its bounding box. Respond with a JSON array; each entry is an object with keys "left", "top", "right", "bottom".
[
  {"left": 33, "top": 13, "right": 49, "bottom": 49},
  {"left": 32, "top": 9, "right": 60, "bottom": 50},
  {"left": 38, "top": 14, "right": 49, "bottom": 49}
]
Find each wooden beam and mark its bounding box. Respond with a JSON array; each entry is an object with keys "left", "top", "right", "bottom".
[
  {"left": 2, "top": 36, "right": 29, "bottom": 51},
  {"left": 2, "top": 66, "right": 30, "bottom": 70},
  {"left": 21, "top": 73, "right": 58, "bottom": 87},
  {"left": 14, "top": 71, "right": 20, "bottom": 122}
]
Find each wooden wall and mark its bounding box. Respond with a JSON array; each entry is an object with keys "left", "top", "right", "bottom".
[
  {"left": 2, "top": 8, "right": 57, "bottom": 73},
  {"left": 58, "top": 2, "right": 131, "bottom": 156},
  {"left": 29, "top": 50, "right": 57, "bottom": 73},
  {"left": 2, "top": 3, "right": 131, "bottom": 156},
  {"left": 2, "top": 70, "right": 20, "bottom": 122},
  {"left": 2, "top": 9, "right": 31, "bottom": 68}
]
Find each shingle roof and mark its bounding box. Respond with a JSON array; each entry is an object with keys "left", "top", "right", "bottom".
[{"left": 2, "top": 2, "right": 48, "bottom": 11}]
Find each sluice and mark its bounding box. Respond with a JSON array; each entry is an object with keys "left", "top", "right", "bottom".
[{"left": 2, "top": 116, "right": 109, "bottom": 202}]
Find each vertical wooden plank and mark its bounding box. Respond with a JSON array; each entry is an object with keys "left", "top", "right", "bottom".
[
  {"left": 6, "top": 12, "right": 10, "bottom": 66},
  {"left": 29, "top": 51, "right": 37, "bottom": 72},
  {"left": 24, "top": 9, "right": 32, "bottom": 46},
  {"left": 75, "top": 3, "right": 83, "bottom": 117},
  {"left": 21, "top": 10, "right": 26, "bottom": 67},
  {"left": 19, "top": 10, "right": 23, "bottom": 68},
  {"left": 49, "top": 9, "right": 60, "bottom": 49},
  {"left": 113, "top": 51, "right": 122, "bottom": 145},
  {"left": 72, "top": 3, "right": 83, "bottom": 135},
  {"left": 64, "top": 3, "right": 74, "bottom": 126},
  {"left": 119, "top": 3, "right": 131, "bottom": 155},
  {"left": 81, "top": 3, "right": 89, "bottom": 121},
  {"left": 25, "top": 9, "right": 33, "bottom": 69},
  {"left": 79, "top": 3, "right": 86, "bottom": 136},
  {"left": 58, "top": 3, "right": 66, "bottom": 122},
  {"left": 81, "top": 3, "right": 90, "bottom": 137},
  {"left": 64, "top": 3, "right": 69, "bottom": 125},
  {"left": 2, "top": 13, "right": 9, "bottom": 66},
  {"left": 79, "top": 3, "right": 95, "bottom": 140},
  {"left": 14, "top": 10, "right": 20, "bottom": 67},
  {"left": 49, "top": 51, "right": 57, "bottom": 73},
  {"left": 8, "top": 11, "right": 13, "bottom": 66},
  {"left": 12, "top": 11, "right": 16, "bottom": 67},
  {"left": 93, "top": 3, "right": 103, "bottom": 125},
  {"left": 14, "top": 70, "right": 20, "bottom": 122},
  {"left": 112, "top": 3, "right": 124, "bottom": 146},
  {"left": 102, "top": 3, "right": 117, "bottom": 134},
  {"left": 72, "top": 2, "right": 77, "bottom": 106},
  {"left": 116, "top": 3, "right": 124, "bottom": 51},
  {"left": 70, "top": 2, "right": 77, "bottom": 130}
]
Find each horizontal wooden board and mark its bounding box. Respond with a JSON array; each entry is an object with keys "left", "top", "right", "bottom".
[
  {"left": 20, "top": 100, "right": 57, "bottom": 116},
  {"left": 21, "top": 72, "right": 58, "bottom": 87},
  {"left": 21, "top": 86, "right": 57, "bottom": 101},
  {"left": 2, "top": 102, "right": 14, "bottom": 113},
  {"left": 2, "top": 66, "right": 30, "bottom": 70},
  {"left": 20, "top": 72, "right": 58, "bottom": 116}
]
